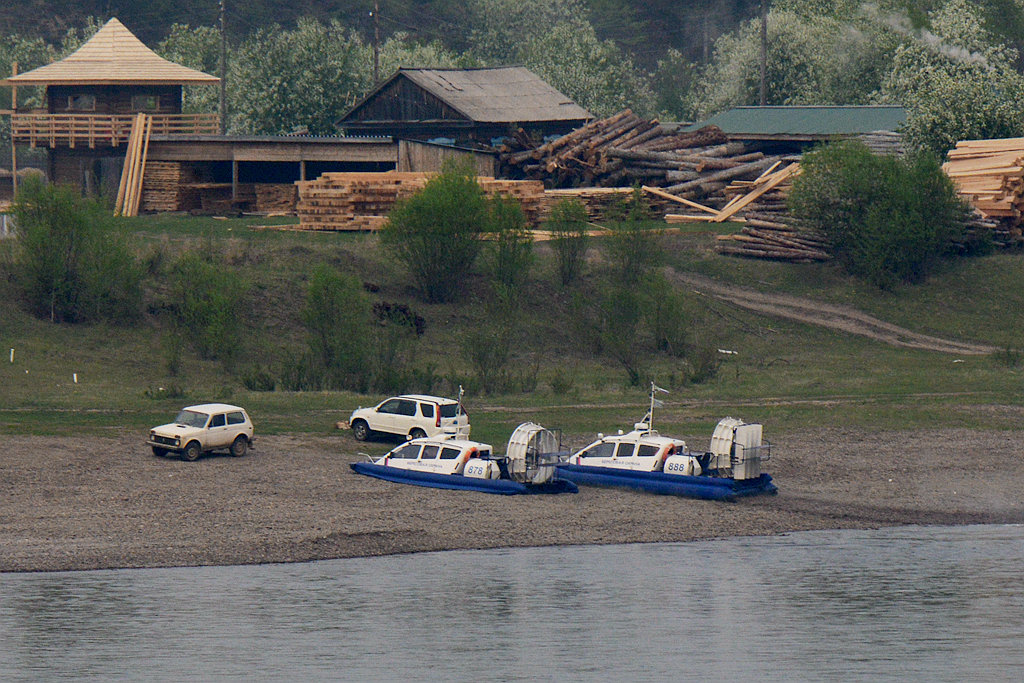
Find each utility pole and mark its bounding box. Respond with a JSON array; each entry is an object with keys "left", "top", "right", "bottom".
[
  {"left": 219, "top": 0, "right": 227, "bottom": 134},
  {"left": 759, "top": 2, "right": 768, "bottom": 106},
  {"left": 372, "top": 2, "right": 380, "bottom": 84}
]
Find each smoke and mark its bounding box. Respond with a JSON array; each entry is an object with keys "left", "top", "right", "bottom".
[{"left": 859, "top": 2, "right": 989, "bottom": 67}]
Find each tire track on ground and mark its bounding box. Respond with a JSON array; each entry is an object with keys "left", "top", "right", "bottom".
[{"left": 669, "top": 270, "right": 997, "bottom": 355}]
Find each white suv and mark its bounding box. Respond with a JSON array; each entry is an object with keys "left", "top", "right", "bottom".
[
  {"left": 348, "top": 394, "right": 470, "bottom": 441},
  {"left": 147, "top": 403, "right": 255, "bottom": 461}
]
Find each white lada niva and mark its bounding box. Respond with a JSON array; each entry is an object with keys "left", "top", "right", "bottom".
[{"left": 147, "top": 403, "right": 254, "bottom": 461}]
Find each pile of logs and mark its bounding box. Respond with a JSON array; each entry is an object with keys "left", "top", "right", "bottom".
[
  {"left": 658, "top": 162, "right": 829, "bottom": 262},
  {"left": 714, "top": 211, "right": 829, "bottom": 263},
  {"left": 538, "top": 187, "right": 675, "bottom": 223},
  {"left": 500, "top": 110, "right": 784, "bottom": 200},
  {"left": 295, "top": 172, "right": 546, "bottom": 231}
]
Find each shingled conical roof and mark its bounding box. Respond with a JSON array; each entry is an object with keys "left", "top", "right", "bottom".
[{"left": 3, "top": 18, "right": 218, "bottom": 86}]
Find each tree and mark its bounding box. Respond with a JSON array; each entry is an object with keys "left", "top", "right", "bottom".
[
  {"left": 157, "top": 24, "right": 222, "bottom": 116},
  {"left": 881, "top": 0, "right": 1024, "bottom": 156},
  {"left": 692, "top": 8, "right": 900, "bottom": 118},
  {"left": 789, "top": 140, "right": 969, "bottom": 289},
  {"left": 381, "top": 160, "right": 488, "bottom": 303},
  {"left": 517, "top": 20, "right": 656, "bottom": 117},
  {"left": 227, "top": 19, "right": 370, "bottom": 135}
]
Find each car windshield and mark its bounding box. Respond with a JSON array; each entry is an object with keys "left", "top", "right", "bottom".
[{"left": 174, "top": 410, "right": 209, "bottom": 428}]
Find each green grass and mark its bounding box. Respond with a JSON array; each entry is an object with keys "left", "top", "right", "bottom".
[{"left": 3, "top": 215, "right": 1024, "bottom": 441}]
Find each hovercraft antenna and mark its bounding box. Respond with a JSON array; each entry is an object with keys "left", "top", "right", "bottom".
[{"left": 643, "top": 381, "right": 669, "bottom": 432}]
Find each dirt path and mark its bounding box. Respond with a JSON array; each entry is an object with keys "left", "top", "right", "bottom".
[{"left": 668, "top": 270, "right": 998, "bottom": 355}]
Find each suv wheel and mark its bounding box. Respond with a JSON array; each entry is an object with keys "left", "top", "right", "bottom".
[
  {"left": 230, "top": 435, "right": 248, "bottom": 457},
  {"left": 409, "top": 428, "right": 427, "bottom": 440},
  {"left": 352, "top": 420, "right": 371, "bottom": 441},
  {"left": 181, "top": 441, "right": 202, "bottom": 462}
]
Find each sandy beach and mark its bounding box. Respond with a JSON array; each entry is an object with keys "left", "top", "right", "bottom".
[{"left": 1, "top": 428, "right": 1021, "bottom": 572}]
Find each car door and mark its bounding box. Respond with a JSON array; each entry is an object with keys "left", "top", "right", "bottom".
[
  {"left": 371, "top": 398, "right": 403, "bottom": 434},
  {"left": 208, "top": 413, "right": 231, "bottom": 448}
]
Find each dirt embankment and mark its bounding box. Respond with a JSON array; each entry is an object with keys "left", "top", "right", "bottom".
[{"left": 1, "top": 428, "right": 1021, "bottom": 572}]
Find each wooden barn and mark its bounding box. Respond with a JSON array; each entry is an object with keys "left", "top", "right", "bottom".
[{"left": 337, "top": 66, "right": 592, "bottom": 145}]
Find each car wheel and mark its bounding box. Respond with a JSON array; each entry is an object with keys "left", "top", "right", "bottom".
[
  {"left": 352, "top": 420, "right": 371, "bottom": 441},
  {"left": 230, "top": 435, "right": 248, "bottom": 457},
  {"left": 409, "top": 428, "right": 427, "bottom": 440},
  {"left": 152, "top": 446, "right": 167, "bottom": 457},
  {"left": 181, "top": 441, "right": 202, "bottom": 462}
]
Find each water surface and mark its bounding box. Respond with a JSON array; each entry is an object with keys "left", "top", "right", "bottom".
[{"left": 1, "top": 525, "right": 1021, "bottom": 681}]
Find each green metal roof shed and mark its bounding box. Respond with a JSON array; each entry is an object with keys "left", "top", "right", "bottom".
[{"left": 687, "top": 105, "right": 906, "bottom": 141}]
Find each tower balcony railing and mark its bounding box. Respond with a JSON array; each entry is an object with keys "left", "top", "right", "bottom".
[{"left": 10, "top": 112, "right": 221, "bottom": 148}]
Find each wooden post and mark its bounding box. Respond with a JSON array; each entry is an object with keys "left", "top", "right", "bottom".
[
  {"left": 219, "top": 0, "right": 227, "bottom": 135},
  {"left": 299, "top": 160, "right": 306, "bottom": 181},
  {"left": 231, "top": 159, "right": 238, "bottom": 200},
  {"left": 10, "top": 62, "right": 17, "bottom": 196}
]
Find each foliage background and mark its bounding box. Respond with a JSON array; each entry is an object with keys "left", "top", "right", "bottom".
[{"left": 5, "top": 2, "right": 1024, "bottom": 155}]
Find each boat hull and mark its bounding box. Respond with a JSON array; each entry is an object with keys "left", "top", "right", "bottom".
[
  {"left": 350, "top": 462, "right": 578, "bottom": 495},
  {"left": 556, "top": 464, "right": 776, "bottom": 500}
]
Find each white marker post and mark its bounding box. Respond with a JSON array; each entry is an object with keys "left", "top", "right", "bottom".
[
  {"left": 73, "top": 373, "right": 78, "bottom": 384},
  {"left": 9, "top": 348, "right": 13, "bottom": 363}
]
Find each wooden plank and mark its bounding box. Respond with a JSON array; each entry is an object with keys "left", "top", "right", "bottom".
[
  {"left": 712, "top": 163, "right": 801, "bottom": 223},
  {"left": 641, "top": 185, "right": 717, "bottom": 214}
]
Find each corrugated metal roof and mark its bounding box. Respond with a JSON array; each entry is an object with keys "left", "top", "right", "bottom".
[
  {"left": 2, "top": 18, "right": 219, "bottom": 86},
  {"left": 689, "top": 106, "right": 906, "bottom": 137},
  {"left": 344, "top": 66, "right": 591, "bottom": 124}
]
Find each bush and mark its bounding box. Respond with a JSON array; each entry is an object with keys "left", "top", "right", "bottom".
[
  {"left": 603, "top": 188, "right": 661, "bottom": 287},
  {"left": 165, "top": 251, "right": 247, "bottom": 367},
  {"left": 789, "top": 141, "right": 969, "bottom": 289},
  {"left": 302, "top": 264, "right": 371, "bottom": 390},
  {"left": 545, "top": 198, "right": 589, "bottom": 287},
  {"left": 381, "top": 160, "right": 488, "bottom": 303},
  {"left": 12, "top": 177, "right": 142, "bottom": 323},
  {"left": 484, "top": 195, "right": 534, "bottom": 305}
]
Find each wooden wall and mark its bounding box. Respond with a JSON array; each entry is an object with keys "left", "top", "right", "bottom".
[
  {"left": 47, "top": 85, "right": 183, "bottom": 115},
  {"left": 397, "top": 140, "right": 496, "bottom": 177}
]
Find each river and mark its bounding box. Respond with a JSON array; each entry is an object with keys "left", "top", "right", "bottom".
[{"left": 1, "top": 524, "right": 1022, "bottom": 681}]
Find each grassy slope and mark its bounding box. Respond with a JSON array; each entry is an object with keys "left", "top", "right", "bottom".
[{"left": 2, "top": 215, "right": 1024, "bottom": 445}]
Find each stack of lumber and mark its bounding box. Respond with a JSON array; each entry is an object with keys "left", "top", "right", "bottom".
[
  {"left": 141, "top": 161, "right": 193, "bottom": 212},
  {"left": 295, "top": 172, "right": 546, "bottom": 231},
  {"left": 500, "top": 110, "right": 783, "bottom": 196},
  {"left": 858, "top": 131, "right": 904, "bottom": 156},
  {"left": 942, "top": 137, "right": 1024, "bottom": 246},
  {"left": 942, "top": 138, "right": 1024, "bottom": 220},
  {"left": 253, "top": 184, "right": 298, "bottom": 215}
]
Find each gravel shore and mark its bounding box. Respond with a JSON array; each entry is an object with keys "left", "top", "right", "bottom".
[{"left": 2, "top": 428, "right": 1022, "bottom": 572}]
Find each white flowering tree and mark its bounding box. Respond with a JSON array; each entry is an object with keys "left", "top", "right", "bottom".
[
  {"left": 517, "top": 20, "right": 655, "bottom": 117},
  {"left": 882, "top": 0, "right": 1024, "bottom": 156},
  {"left": 692, "top": 7, "right": 899, "bottom": 119},
  {"left": 157, "top": 24, "right": 222, "bottom": 116}
]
